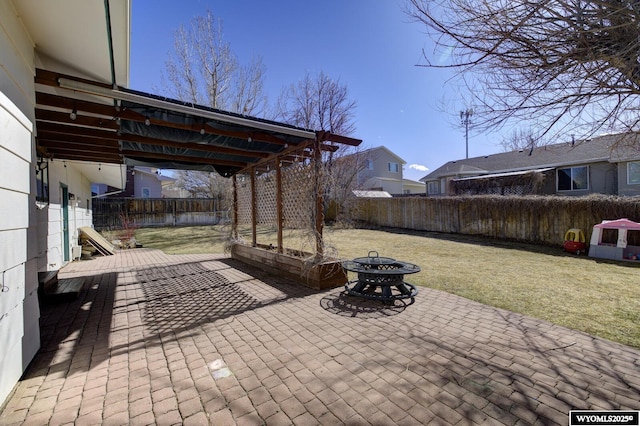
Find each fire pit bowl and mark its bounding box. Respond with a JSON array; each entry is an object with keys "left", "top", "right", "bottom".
[{"left": 342, "top": 251, "right": 419, "bottom": 303}]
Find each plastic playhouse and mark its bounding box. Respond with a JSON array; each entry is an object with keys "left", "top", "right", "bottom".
[
  {"left": 563, "top": 228, "right": 586, "bottom": 255},
  {"left": 588, "top": 218, "right": 640, "bottom": 261}
]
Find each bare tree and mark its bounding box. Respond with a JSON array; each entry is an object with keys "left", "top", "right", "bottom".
[
  {"left": 174, "top": 169, "right": 232, "bottom": 207},
  {"left": 162, "top": 10, "right": 267, "bottom": 199},
  {"left": 405, "top": 0, "right": 640, "bottom": 141},
  {"left": 275, "top": 71, "right": 359, "bottom": 224},
  {"left": 499, "top": 128, "right": 541, "bottom": 152},
  {"left": 162, "top": 10, "right": 267, "bottom": 115},
  {"left": 275, "top": 71, "right": 356, "bottom": 135}
]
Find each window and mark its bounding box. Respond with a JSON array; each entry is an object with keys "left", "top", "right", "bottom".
[
  {"left": 557, "top": 166, "right": 588, "bottom": 191},
  {"left": 388, "top": 162, "right": 400, "bottom": 173},
  {"left": 365, "top": 159, "right": 373, "bottom": 170},
  {"left": 141, "top": 187, "right": 151, "bottom": 198},
  {"left": 427, "top": 181, "right": 439, "bottom": 195},
  {"left": 628, "top": 161, "right": 640, "bottom": 185},
  {"left": 601, "top": 228, "right": 618, "bottom": 245},
  {"left": 36, "top": 159, "right": 49, "bottom": 203},
  {"left": 628, "top": 230, "right": 640, "bottom": 246}
]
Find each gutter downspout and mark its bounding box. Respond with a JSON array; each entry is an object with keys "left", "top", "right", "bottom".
[{"left": 103, "top": 0, "right": 117, "bottom": 97}]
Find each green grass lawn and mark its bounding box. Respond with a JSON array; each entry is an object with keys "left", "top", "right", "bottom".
[{"left": 133, "top": 225, "right": 640, "bottom": 348}]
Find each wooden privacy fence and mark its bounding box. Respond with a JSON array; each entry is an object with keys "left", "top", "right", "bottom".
[
  {"left": 92, "top": 198, "right": 228, "bottom": 230},
  {"left": 353, "top": 195, "right": 640, "bottom": 245}
]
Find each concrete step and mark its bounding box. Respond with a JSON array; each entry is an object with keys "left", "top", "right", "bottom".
[{"left": 42, "top": 277, "right": 86, "bottom": 303}]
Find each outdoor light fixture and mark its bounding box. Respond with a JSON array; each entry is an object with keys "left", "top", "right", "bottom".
[
  {"left": 69, "top": 108, "right": 77, "bottom": 120},
  {"left": 144, "top": 116, "right": 151, "bottom": 126},
  {"left": 200, "top": 127, "right": 206, "bottom": 135},
  {"left": 248, "top": 137, "right": 252, "bottom": 143},
  {"left": 36, "top": 157, "right": 47, "bottom": 171}
]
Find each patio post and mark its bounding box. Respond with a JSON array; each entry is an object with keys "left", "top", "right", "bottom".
[
  {"left": 250, "top": 166, "right": 257, "bottom": 247},
  {"left": 314, "top": 137, "right": 324, "bottom": 258},
  {"left": 276, "top": 159, "right": 284, "bottom": 254},
  {"left": 232, "top": 175, "right": 238, "bottom": 239}
]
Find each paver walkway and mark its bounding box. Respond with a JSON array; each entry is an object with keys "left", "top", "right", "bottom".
[{"left": 0, "top": 249, "right": 638, "bottom": 425}]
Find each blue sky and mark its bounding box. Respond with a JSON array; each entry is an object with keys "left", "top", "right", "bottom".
[{"left": 129, "top": 0, "right": 505, "bottom": 181}]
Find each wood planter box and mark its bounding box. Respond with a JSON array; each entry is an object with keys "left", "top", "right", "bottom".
[{"left": 230, "top": 244, "right": 347, "bottom": 290}]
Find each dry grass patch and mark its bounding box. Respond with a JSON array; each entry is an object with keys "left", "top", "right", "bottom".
[{"left": 134, "top": 225, "right": 640, "bottom": 348}]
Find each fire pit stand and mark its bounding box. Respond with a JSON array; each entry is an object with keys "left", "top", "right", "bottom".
[{"left": 342, "top": 251, "right": 419, "bottom": 303}]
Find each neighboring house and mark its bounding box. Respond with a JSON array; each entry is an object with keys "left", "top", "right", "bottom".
[
  {"left": 126, "top": 166, "right": 176, "bottom": 198},
  {"left": 351, "top": 146, "right": 425, "bottom": 195},
  {"left": 94, "top": 166, "right": 178, "bottom": 198},
  {"left": 0, "top": 0, "right": 128, "bottom": 404},
  {"left": 420, "top": 133, "right": 640, "bottom": 197}
]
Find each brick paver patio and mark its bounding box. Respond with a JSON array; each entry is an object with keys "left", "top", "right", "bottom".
[{"left": 0, "top": 249, "right": 638, "bottom": 425}]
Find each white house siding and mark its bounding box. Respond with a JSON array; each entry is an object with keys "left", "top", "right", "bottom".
[
  {"left": 42, "top": 162, "right": 95, "bottom": 270},
  {"left": 0, "top": 1, "right": 40, "bottom": 405}
]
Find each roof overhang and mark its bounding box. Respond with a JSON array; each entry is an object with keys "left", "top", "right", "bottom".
[
  {"left": 34, "top": 69, "right": 362, "bottom": 176},
  {"left": 73, "top": 161, "right": 126, "bottom": 189},
  {"left": 13, "top": 0, "right": 130, "bottom": 86}
]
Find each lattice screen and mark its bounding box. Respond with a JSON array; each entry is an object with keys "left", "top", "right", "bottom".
[
  {"left": 255, "top": 161, "right": 277, "bottom": 225},
  {"left": 233, "top": 146, "right": 320, "bottom": 249},
  {"left": 282, "top": 161, "right": 315, "bottom": 228},
  {"left": 235, "top": 174, "right": 252, "bottom": 225}
]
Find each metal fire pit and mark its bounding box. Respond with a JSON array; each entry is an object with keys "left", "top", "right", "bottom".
[{"left": 342, "top": 251, "right": 419, "bottom": 303}]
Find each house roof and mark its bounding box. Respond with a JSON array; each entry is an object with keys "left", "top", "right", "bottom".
[
  {"left": 402, "top": 178, "right": 425, "bottom": 186},
  {"left": 420, "top": 133, "right": 640, "bottom": 182},
  {"left": 352, "top": 190, "right": 392, "bottom": 198},
  {"left": 358, "top": 146, "right": 407, "bottom": 165}
]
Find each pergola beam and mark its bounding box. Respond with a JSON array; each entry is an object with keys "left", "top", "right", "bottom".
[
  {"left": 35, "top": 121, "right": 270, "bottom": 160},
  {"left": 120, "top": 150, "right": 247, "bottom": 168}
]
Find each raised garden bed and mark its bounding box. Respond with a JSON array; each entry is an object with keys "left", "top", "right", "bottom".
[{"left": 230, "top": 243, "right": 347, "bottom": 290}]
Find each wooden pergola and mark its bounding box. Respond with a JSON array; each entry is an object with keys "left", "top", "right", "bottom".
[{"left": 34, "top": 69, "right": 362, "bottom": 285}]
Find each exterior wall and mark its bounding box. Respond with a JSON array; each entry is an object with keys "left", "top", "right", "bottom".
[
  {"left": 554, "top": 162, "right": 617, "bottom": 196},
  {"left": 134, "top": 171, "right": 163, "bottom": 198},
  {"left": 44, "top": 162, "right": 95, "bottom": 269},
  {"left": 590, "top": 162, "right": 618, "bottom": 195},
  {"left": 617, "top": 160, "right": 640, "bottom": 196},
  {"left": 0, "top": 1, "right": 40, "bottom": 405},
  {"left": 402, "top": 183, "right": 426, "bottom": 195},
  {"left": 361, "top": 177, "right": 404, "bottom": 195}
]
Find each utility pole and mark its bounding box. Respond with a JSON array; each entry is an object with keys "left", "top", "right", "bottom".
[{"left": 460, "top": 109, "right": 473, "bottom": 159}]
